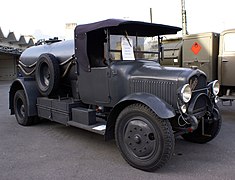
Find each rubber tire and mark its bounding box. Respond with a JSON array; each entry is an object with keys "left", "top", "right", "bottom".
[
  {"left": 35, "top": 53, "right": 60, "bottom": 96},
  {"left": 182, "top": 107, "right": 222, "bottom": 144},
  {"left": 115, "top": 103, "right": 175, "bottom": 171},
  {"left": 14, "top": 90, "right": 35, "bottom": 126}
]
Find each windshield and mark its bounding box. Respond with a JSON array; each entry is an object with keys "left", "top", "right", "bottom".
[{"left": 109, "top": 35, "right": 159, "bottom": 61}]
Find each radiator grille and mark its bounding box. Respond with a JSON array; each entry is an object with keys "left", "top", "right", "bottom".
[
  {"left": 189, "top": 74, "right": 208, "bottom": 115},
  {"left": 189, "top": 74, "right": 207, "bottom": 91}
]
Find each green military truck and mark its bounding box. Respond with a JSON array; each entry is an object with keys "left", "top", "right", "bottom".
[{"left": 163, "top": 29, "right": 235, "bottom": 104}]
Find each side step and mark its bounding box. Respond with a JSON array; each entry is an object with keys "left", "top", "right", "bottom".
[
  {"left": 37, "top": 97, "right": 107, "bottom": 135},
  {"left": 67, "top": 121, "right": 106, "bottom": 135},
  {"left": 69, "top": 107, "right": 106, "bottom": 135}
]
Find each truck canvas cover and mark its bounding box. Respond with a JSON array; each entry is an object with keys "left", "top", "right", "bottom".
[{"left": 75, "top": 19, "right": 181, "bottom": 36}]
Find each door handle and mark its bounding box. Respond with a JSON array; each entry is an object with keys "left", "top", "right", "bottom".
[{"left": 222, "top": 60, "right": 229, "bottom": 62}]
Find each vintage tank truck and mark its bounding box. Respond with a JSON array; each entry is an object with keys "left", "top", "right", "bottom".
[{"left": 9, "top": 19, "right": 221, "bottom": 171}]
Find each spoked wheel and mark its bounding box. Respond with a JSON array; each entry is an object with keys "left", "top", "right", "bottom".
[
  {"left": 35, "top": 53, "right": 60, "bottom": 96},
  {"left": 14, "top": 90, "right": 35, "bottom": 126},
  {"left": 115, "top": 103, "right": 175, "bottom": 171}
]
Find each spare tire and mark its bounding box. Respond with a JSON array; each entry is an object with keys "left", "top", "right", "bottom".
[{"left": 35, "top": 53, "right": 60, "bottom": 96}]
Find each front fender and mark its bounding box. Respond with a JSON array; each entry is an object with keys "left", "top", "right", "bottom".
[
  {"left": 120, "top": 93, "right": 176, "bottom": 119},
  {"left": 9, "top": 78, "right": 40, "bottom": 116},
  {"left": 105, "top": 93, "right": 176, "bottom": 140}
]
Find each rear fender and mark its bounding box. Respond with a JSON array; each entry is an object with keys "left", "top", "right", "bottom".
[
  {"left": 105, "top": 93, "right": 176, "bottom": 140},
  {"left": 9, "top": 78, "right": 40, "bottom": 116}
]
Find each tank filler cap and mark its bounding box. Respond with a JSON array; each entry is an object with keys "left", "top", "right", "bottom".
[
  {"left": 45, "top": 37, "right": 61, "bottom": 44},
  {"left": 35, "top": 37, "right": 61, "bottom": 46},
  {"left": 190, "top": 66, "right": 198, "bottom": 70}
]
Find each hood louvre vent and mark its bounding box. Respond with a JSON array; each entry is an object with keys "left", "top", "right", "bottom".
[{"left": 130, "top": 79, "right": 177, "bottom": 105}]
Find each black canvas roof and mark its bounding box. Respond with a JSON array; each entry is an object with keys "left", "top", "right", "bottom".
[
  {"left": 75, "top": 19, "right": 181, "bottom": 36},
  {"left": 74, "top": 19, "right": 182, "bottom": 72}
]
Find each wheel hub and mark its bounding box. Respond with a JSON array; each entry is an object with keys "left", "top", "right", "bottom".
[
  {"left": 124, "top": 119, "right": 157, "bottom": 158},
  {"left": 43, "top": 67, "right": 50, "bottom": 86},
  {"left": 20, "top": 105, "right": 25, "bottom": 117},
  {"left": 40, "top": 63, "right": 50, "bottom": 88},
  {"left": 134, "top": 135, "right": 141, "bottom": 144},
  {"left": 16, "top": 97, "right": 25, "bottom": 118}
]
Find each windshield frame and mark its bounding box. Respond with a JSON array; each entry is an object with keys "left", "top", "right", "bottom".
[{"left": 105, "top": 29, "right": 164, "bottom": 63}]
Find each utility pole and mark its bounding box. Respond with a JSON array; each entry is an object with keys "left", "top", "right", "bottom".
[
  {"left": 181, "top": 0, "right": 188, "bottom": 35},
  {"left": 150, "top": 8, "right": 153, "bottom": 23}
]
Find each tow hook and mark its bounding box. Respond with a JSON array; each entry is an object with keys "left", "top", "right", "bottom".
[
  {"left": 187, "top": 115, "right": 198, "bottom": 132},
  {"left": 212, "top": 108, "right": 220, "bottom": 121}
]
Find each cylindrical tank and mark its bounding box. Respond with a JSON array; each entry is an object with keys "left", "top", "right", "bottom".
[
  {"left": 20, "top": 40, "right": 74, "bottom": 66},
  {"left": 18, "top": 40, "right": 77, "bottom": 97}
]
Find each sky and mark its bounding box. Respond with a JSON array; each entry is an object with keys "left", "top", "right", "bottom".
[{"left": 0, "top": 0, "right": 234, "bottom": 41}]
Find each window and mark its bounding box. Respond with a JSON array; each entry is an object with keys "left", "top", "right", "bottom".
[
  {"left": 224, "top": 33, "right": 235, "bottom": 52},
  {"left": 87, "top": 30, "right": 106, "bottom": 67},
  {"left": 110, "top": 35, "right": 159, "bottom": 61}
]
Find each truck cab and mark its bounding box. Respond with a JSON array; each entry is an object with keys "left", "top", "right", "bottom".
[
  {"left": 218, "top": 29, "right": 235, "bottom": 102},
  {"left": 9, "top": 19, "right": 221, "bottom": 171}
]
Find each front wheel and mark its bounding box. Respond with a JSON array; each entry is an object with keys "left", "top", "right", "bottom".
[
  {"left": 13, "top": 90, "right": 35, "bottom": 126},
  {"left": 115, "top": 103, "right": 175, "bottom": 171}
]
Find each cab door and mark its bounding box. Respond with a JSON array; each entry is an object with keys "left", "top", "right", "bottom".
[
  {"left": 219, "top": 31, "right": 235, "bottom": 86},
  {"left": 78, "top": 67, "right": 111, "bottom": 105}
]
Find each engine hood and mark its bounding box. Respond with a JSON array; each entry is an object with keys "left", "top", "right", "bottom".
[
  {"left": 110, "top": 60, "right": 207, "bottom": 107},
  {"left": 129, "top": 60, "right": 206, "bottom": 86}
]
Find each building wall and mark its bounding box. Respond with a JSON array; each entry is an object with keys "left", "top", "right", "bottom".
[
  {"left": 0, "top": 28, "right": 34, "bottom": 81},
  {"left": 0, "top": 53, "right": 17, "bottom": 80}
]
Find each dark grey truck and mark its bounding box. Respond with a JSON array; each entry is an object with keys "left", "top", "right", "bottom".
[{"left": 9, "top": 19, "right": 221, "bottom": 171}]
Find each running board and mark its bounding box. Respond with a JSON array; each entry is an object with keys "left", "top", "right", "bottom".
[{"left": 67, "top": 121, "right": 106, "bottom": 135}]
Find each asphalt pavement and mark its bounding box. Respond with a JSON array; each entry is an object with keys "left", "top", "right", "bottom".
[{"left": 1, "top": 81, "right": 235, "bottom": 180}]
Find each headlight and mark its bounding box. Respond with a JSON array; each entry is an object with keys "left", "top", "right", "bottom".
[
  {"left": 212, "top": 80, "right": 220, "bottom": 96},
  {"left": 180, "top": 84, "right": 192, "bottom": 103}
]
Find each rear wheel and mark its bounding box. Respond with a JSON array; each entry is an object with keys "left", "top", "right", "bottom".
[
  {"left": 14, "top": 90, "right": 35, "bottom": 126},
  {"left": 115, "top": 103, "right": 174, "bottom": 171}
]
